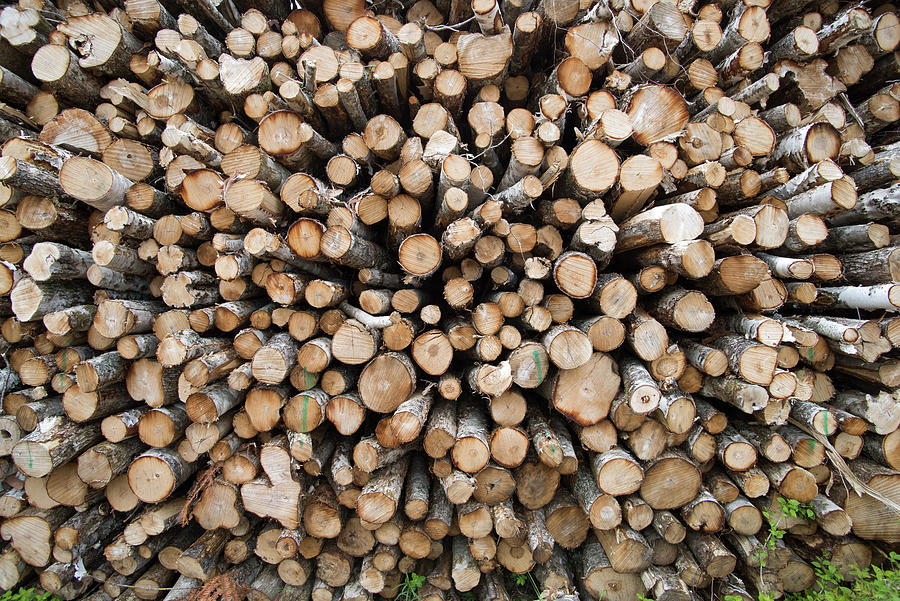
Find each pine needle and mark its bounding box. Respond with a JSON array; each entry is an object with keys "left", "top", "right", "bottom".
[{"left": 180, "top": 462, "right": 221, "bottom": 526}]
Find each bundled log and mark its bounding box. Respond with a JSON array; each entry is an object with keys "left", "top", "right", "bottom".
[{"left": 2, "top": 1, "right": 900, "bottom": 601}]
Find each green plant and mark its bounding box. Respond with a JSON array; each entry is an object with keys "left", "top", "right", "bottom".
[
  {"left": 0, "top": 589, "right": 59, "bottom": 601},
  {"left": 754, "top": 498, "right": 815, "bottom": 568},
  {"left": 512, "top": 572, "right": 544, "bottom": 601},
  {"left": 785, "top": 552, "right": 900, "bottom": 601},
  {"left": 395, "top": 572, "right": 426, "bottom": 601},
  {"left": 751, "top": 507, "right": 785, "bottom": 569},
  {"left": 750, "top": 497, "right": 816, "bottom": 601},
  {"left": 777, "top": 497, "right": 815, "bottom": 521}
]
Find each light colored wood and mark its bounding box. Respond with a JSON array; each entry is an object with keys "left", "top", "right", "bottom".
[{"left": 0, "top": 2, "right": 898, "bottom": 593}]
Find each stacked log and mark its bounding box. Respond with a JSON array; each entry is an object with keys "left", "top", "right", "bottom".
[{"left": 0, "top": 0, "right": 899, "bottom": 600}]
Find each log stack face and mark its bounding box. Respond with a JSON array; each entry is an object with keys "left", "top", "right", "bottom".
[{"left": 0, "top": 0, "right": 899, "bottom": 600}]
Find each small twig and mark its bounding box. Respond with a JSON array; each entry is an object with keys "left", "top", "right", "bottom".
[
  {"left": 839, "top": 92, "right": 865, "bottom": 130},
  {"left": 424, "top": 15, "right": 476, "bottom": 31},
  {"left": 790, "top": 417, "right": 900, "bottom": 514}
]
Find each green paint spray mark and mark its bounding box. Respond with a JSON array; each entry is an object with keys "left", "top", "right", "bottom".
[
  {"left": 302, "top": 367, "right": 315, "bottom": 389},
  {"left": 532, "top": 350, "right": 544, "bottom": 384},
  {"left": 301, "top": 394, "right": 309, "bottom": 432}
]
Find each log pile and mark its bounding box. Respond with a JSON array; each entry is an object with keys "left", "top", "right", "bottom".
[{"left": 0, "top": 0, "right": 899, "bottom": 599}]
